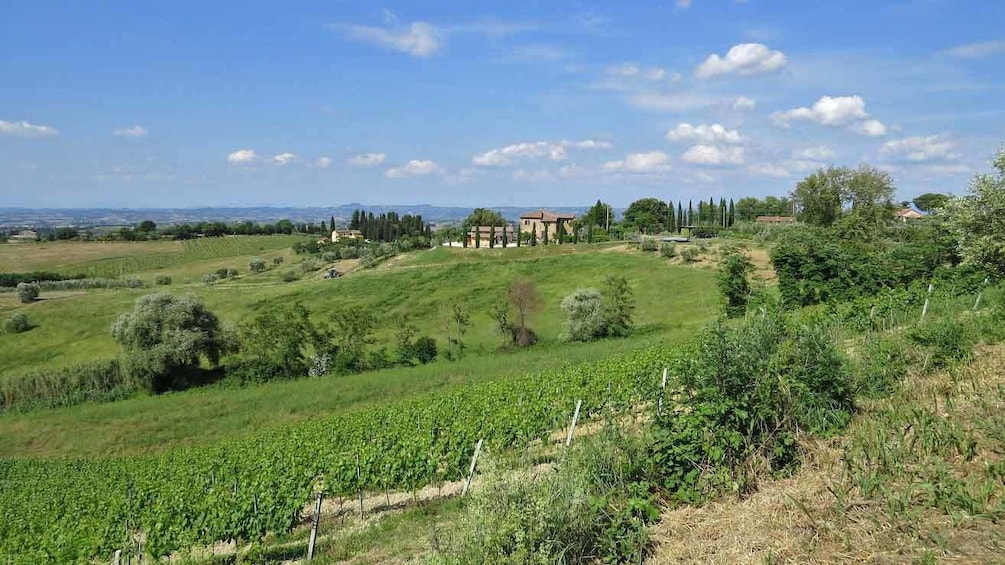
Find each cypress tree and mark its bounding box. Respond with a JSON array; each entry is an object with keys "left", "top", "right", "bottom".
[
  {"left": 543, "top": 223, "right": 550, "bottom": 245},
  {"left": 517, "top": 226, "right": 522, "bottom": 247},
  {"left": 502, "top": 226, "right": 509, "bottom": 248},
  {"left": 587, "top": 222, "right": 594, "bottom": 243},
  {"left": 728, "top": 199, "right": 735, "bottom": 227},
  {"left": 531, "top": 223, "right": 538, "bottom": 246},
  {"left": 475, "top": 226, "right": 481, "bottom": 248},
  {"left": 688, "top": 200, "right": 694, "bottom": 226},
  {"left": 332, "top": 215, "right": 339, "bottom": 231},
  {"left": 489, "top": 225, "right": 496, "bottom": 248},
  {"left": 677, "top": 203, "right": 684, "bottom": 233}
]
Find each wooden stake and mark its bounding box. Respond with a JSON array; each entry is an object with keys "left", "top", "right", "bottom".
[
  {"left": 565, "top": 399, "right": 583, "bottom": 447},
  {"left": 112, "top": 550, "right": 121, "bottom": 565},
  {"left": 657, "top": 368, "right": 668, "bottom": 415},
  {"left": 974, "top": 277, "right": 990, "bottom": 310},
  {"left": 307, "top": 491, "right": 323, "bottom": 560},
  {"left": 356, "top": 453, "right": 364, "bottom": 520},
  {"left": 920, "top": 283, "right": 934, "bottom": 322},
  {"left": 462, "top": 440, "right": 482, "bottom": 492}
]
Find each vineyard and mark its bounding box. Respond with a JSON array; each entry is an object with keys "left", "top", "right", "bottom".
[
  {"left": 0, "top": 344, "right": 679, "bottom": 563},
  {"left": 53, "top": 235, "right": 310, "bottom": 278}
]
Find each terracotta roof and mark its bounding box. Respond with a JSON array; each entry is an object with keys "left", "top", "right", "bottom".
[
  {"left": 895, "top": 208, "right": 924, "bottom": 219},
  {"left": 519, "top": 209, "right": 576, "bottom": 222}
]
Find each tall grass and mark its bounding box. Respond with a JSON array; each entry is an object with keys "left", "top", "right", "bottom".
[{"left": 0, "top": 360, "right": 140, "bottom": 414}]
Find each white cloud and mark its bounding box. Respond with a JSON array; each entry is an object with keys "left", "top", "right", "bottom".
[
  {"left": 880, "top": 135, "right": 958, "bottom": 162},
  {"left": 606, "top": 63, "right": 668, "bottom": 81},
  {"left": 732, "top": 96, "right": 756, "bottom": 111},
  {"left": 349, "top": 153, "right": 387, "bottom": 166},
  {"left": 0, "top": 120, "right": 59, "bottom": 137},
  {"left": 472, "top": 139, "right": 610, "bottom": 166},
  {"left": 602, "top": 151, "right": 672, "bottom": 173},
  {"left": 227, "top": 149, "right": 257, "bottom": 165},
  {"left": 748, "top": 163, "right": 790, "bottom": 177},
  {"left": 793, "top": 145, "right": 835, "bottom": 160},
  {"left": 112, "top": 125, "right": 148, "bottom": 138},
  {"left": 772, "top": 95, "right": 868, "bottom": 126},
  {"left": 695, "top": 43, "right": 787, "bottom": 79},
  {"left": 315, "top": 156, "right": 333, "bottom": 169},
  {"left": 682, "top": 144, "right": 745, "bottom": 165},
  {"left": 941, "top": 39, "right": 1005, "bottom": 59},
  {"left": 340, "top": 21, "right": 442, "bottom": 57},
  {"left": 386, "top": 159, "right": 441, "bottom": 178},
  {"left": 857, "top": 119, "right": 888, "bottom": 136},
  {"left": 666, "top": 123, "right": 743, "bottom": 144},
  {"left": 271, "top": 153, "right": 298, "bottom": 165}
]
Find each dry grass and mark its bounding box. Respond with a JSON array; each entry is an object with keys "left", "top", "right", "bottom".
[
  {"left": 648, "top": 345, "right": 1005, "bottom": 565},
  {"left": 0, "top": 240, "right": 183, "bottom": 271}
]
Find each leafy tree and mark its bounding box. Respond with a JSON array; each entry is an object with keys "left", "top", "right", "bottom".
[
  {"left": 943, "top": 146, "right": 1005, "bottom": 278},
  {"left": 717, "top": 247, "right": 755, "bottom": 318},
  {"left": 583, "top": 199, "right": 615, "bottom": 229},
  {"left": 462, "top": 208, "right": 506, "bottom": 231},
  {"left": 16, "top": 282, "right": 39, "bottom": 303},
  {"left": 412, "top": 336, "right": 437, "bottom": 364},
  {"left": 792, "top": 167, "right": 845, "bottom": 226},
  {"left": 913, "top": 192, "right": 950, "bottom": 212},
  {"left": 601, "top": 275, "right": 635, "bottom": 337},
  {"left": 111, "top": 293, "right": 229, "bottom": 392},
  {"left": 492, "top": 278, "right": 542, "bottom": 347},
  {"left": 235, "top": 302, "right": 318, "bottom": 382},
  {"left": 395, "top": 316, "right": 419, "bottom": 365},
  {"left": 136, "top": 220, "right": 157, "bottom": 233},
  {"left": 793, "top": 165, "right": 894, "bottom": 228},
  {"left": 560, "top": 288, "right": 606, "bottom": 341},
  {"left": 442, "top": 304, "right": 471, "bottom": 360},
  {"left": 249, "top": 258, "right": 267, "bottom": 273},
  {"left": 623, "top": 198, "right": 669, "bottom": 233}
]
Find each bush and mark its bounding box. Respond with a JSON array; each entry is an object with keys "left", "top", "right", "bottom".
[
  {"left": 853, "top": 335, "right": 913, "bottom": 398},
  {"left": 16, "top": 282, "right": 39, "bottom": 303},
  {"left": 716, "top": 248, "right": 754, "bottom": 318},
  {"left": 154, "top": 275, "right": 172, "bottom": 286},
  {"left": 272, "top": 256, "right": 284, "bottom": 266},
  {"left": 601, "top": 275, "right": 635, "bottom": 337},
  {"left": 560, "top": 288, "right": 606, "bottom": 341},
  {"left": 299, "top": 258, "right": 322, "bottom": 272},
  {"left": 659, "top": 241, "right": 677, "bottom": 258},
  {"left": 691, "top": 226, "right": 717, "bottom": 238},
  {"left": 680, "top": 246, "right": 700, "bottom": 263},
  {"left": 413, "top": 336, "right": 438, "bottom": 364},
  {"left": 909, "top": 317, "right": 977, "bottom": 368},
  {"left": 215, "top": 267, "right": 231, "bottom": 278},
  {"left": 281, "top": 270, "right": 299, "bottom": 282},
  {"left": 638, "top": 236, "right": 658, "bottom": 252},
  {"left": 202, "top": 273, "right": 220, "bottom": 286},
  {"left": 249, "top": 258, "right": 266, "bottom": 273},
  {"left": 125, "top": 276, "right": 143, "bottom": 288},
  {"left": 3, "top": 312, "right": 30, "bottom": 334}
]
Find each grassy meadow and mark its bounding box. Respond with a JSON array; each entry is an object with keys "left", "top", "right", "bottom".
[{"left": 0, "top": 239, "right": 724, "bottom": 458}]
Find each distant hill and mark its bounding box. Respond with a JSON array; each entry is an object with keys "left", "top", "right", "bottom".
[{"left": 0, "top": 205, "right": 592, "bottom": 229}]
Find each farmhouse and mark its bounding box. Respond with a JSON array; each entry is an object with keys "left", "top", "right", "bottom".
[
  {"left": 331, "top": 229, "right": 363, "bottom": 242},
  {"left": 895, "top": 208, "right": 924, "bottom": 222},
  {"left": 755, "top": 216, "right": 796, "bottom": 224},
  {"left": 519, "top": 209, "right": 576, "bottom": 243},
  {"left": 8, "top": 230, "right": 39, "bottom": 242},
  {"left": 466, "top": 224, "right": 516, "bottom": 248}
]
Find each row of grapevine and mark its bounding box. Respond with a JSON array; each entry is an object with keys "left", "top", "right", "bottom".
[{"left": 0, "top": 343, "right": 684, "bottom": 563}]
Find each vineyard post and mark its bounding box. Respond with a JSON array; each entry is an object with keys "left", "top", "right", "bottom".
[
  {"left": 356, "top": 453, "right": 364, "bottom": 520},
  {"left": 565, "top": 399, "right": 583, "bottom": 447},
  {"left": 920, "top": 283, "right": 934, "bottom": 321},
  {"left": 974, "top": 278, "right": 989, "bottom": 310},
  {"left": 307, "top": 491, "right": 324, "bottom": 560},
  {"left": 112, "top": 550, "right": 121, "bottom": 565},
  {"left": 657, "top": 367, "right": 668, "bottom": 415},
  {"left": 462, "top": 439, "right": 484, "bottom": 496}
]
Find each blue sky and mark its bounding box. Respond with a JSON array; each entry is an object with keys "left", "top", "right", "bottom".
[{"left": 2, "top": 0, "right": 1004, "bottom": 209}]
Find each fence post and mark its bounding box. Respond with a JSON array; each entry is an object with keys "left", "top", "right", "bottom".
[
  {"left": 112, "top": 550, "right": 121, "bottom": 565},
  {"left": 307, "top": 491, "right": 324, "bottom": 560},
  {"left": 974, "top": 277, "right": 990, "bottom": 310},
  {"left": 920, "top": 283, "right": 934, "bottom": 322},
  {"left": 657, "top": 367, "right": 668, "bottom": 415},
  {"left": 565, "top": 399, "right": 583, "bottom": 447},
  {"left": 356, "top": 453, "right": 364, "bottom": 520},
  {"left": 462, "top": 439, "right": 484, "bottom": 496}
]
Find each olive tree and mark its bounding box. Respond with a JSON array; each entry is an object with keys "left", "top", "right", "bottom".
[
  {"left": 560, "top": 289, "right": 605, "bottom": 341},
  {"left": 943, "top": 146, "right": 1005, "bottom": 278},
  {"left": 16, "top": 282, "right": 39, "bottom": 303},
  {"left": 111, "top": 293, "right": 230, "bottom": 392},
  {"left": 249, "top": 258, "right": 267, "bottom": 273}
]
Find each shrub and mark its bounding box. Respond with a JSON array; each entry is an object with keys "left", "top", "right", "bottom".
[
  {"left": 909, "top": 317, "right": 977, "bottom": 368},
  {"left": 3, "top": 312, "right": 30, "bottom": 334},
  {"left": 154, "top": 275, "right": 172, "bottom": 286},
  {"left": 16, "top": 282, "right": 39, "bottom": 303},
  {"left": 691, "top": 225, "right": 717, "bottom": 238},
  {"left": 249, "top": 258, "right": 266, "bottom": 273},
  {"left": 638, "top": 236, "right": 658, "bottom": 252},
  {"left": 321, "top": 251, "right": 340, "bottom": 262},
  {"left": 111, "top": 293, "right": 229, "bottom": 393},
  {"left": 0, "top": 359, "right": 135, "bottom": 414},
  {"left": 680, "top": 246, "right": 700, "bottom": 263},
  {"left": 601, "top": 275, "right": 635, "bottom": 337},
  {"left": 560, "top": 288, "right": 606, "bottom": 341},
  {"left": 299, "top": 258, "right": 322, "bottom": 272},
  {"left": 413, "top": 336, "right": 438, "bottom": 364},
  {"left": 202, "top": 273, "right": 220, "bottom": 286},
  {"left": 716, "top": 248, "right": 754, "bottom": 318},
  {"left": 659, "top": 241, "right": 677, "bottom": 258},
  {"left": 272, "top": 256, "right": 284, "bottom": 266},
  {"left": 853, "top": 335, "right": 913, "bottom": 398},
  {"left": 125, "top": 276, "right": 143, "bottom": 288},
  {"left": 281, "top": 270, "right": 299, "bottom": 282},
  {"left": 215, "top": 267, "right": 231, "bottom": 278}
]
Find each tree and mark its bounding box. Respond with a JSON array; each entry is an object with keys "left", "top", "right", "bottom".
[
  {"left": 601, "top": 275, "right": 635, "bottom": 337},
  {"left": 395, "top": 315, "right": 420, "bottom": 365},
  {"left": 793, "top": 165, "right": 894, "bottom": 228},
  {"left": 16, "top": 282, "right": 39, "bottom": 303},
  {"left": 236, "top": 302, "right": 319, "bottom": 382},
  {"left": 442, "top": 304, "right": 471, "bottom": 360},
  {"left": 137, "top": 220, "right": 157, "bottom": 233},
  {"left": 530, "top": 224, "right": 538, "bottom": 246},
  {"left": 3, "top": 312, "right": 30, "bottom": 334},
  {"left": 475, "top": 226, "right": 481, "bottom": 249},
  {"left": 462, "top": 208, "right": 506, "bottom": 231},
  {"left": 623, "top": 198, "right": 669, "bottom": 234},
  {"left": 413, "top": 337, "right": 437, "bottom": 364},
  {"left": 717, "top": 247, "right": 755, "bottom": 318},
  {"left": 560, "top": 288, "right": 606, "bottom": 341},
  {"left": 111, "top": 293, "right": 229, "bottom": 392},
  {"left": 583, "top": 200, "right": 615, "bottom": 230},
  {"left": 943, "top": 146, "right": 1005, "bottom": 278},
  {"left": 489, "top": 225, "right": 496, "bottom": 248},
  {"left": 913, "top": 192, "right": 950, "bottom": 212},
  {"left": 793, "top": 167, "right": 846, "bottom": 227},
  {"left": 249, "top": 258, "right": 266, "bottom": 273},
  {"left": 543, "top": 223, "right": 550, "bottom": 245}
]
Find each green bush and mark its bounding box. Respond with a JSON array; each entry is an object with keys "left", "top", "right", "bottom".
[
  {"left": 909, "top": 317, "right": 977, "bottom": 368},
  {"left": 691, "top": 226, "right": 717, "bottom": 238},
  {"left": 249, "top": 258, "right": 266, "bottom": 273},
  {"left": 659, "top": 241, "right": 677, "bottom": 258},
  {"left": 202, "top": 272, "right": 220, "bottom": 285},
  {"left": 154, "top": 275, "right": 172, "bottom": 286},
  {"left": 281, "top": 270, "right": 299, "bottom": 282},
  {"left": 560, "top": 288, "right": 605, "bottom": 341},
  {"left": 716, "top": 248, "right": 754, "bottom": 318},
  {"left": 853, "top": 335, "right": 913, "bottom": 398},
  {"left": 638, "top": 236, "right": 658, "bottom": 252},
  {"left": 215, "top": 267, "right": 231, "bottom": 278},
  {"left": 3, "top": 312, "right": 30, "bottom": 334},
  {"left": 16, "top": 282, "right": 39, "bottom": 303},
  {"left": 272, "top": 256, "right": 284, "bottom": 266},
  {"left": 680, "top": 246, "right": 700, "bottom": 263}
]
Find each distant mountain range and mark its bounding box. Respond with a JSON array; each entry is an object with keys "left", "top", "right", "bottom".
[{"left": 0, "top": 204, "right": 593, "bottom": 229}]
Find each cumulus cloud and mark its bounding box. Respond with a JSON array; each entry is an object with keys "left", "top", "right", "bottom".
[
  {"left": 748, "top": 163, "right": 790, "bottom": 177},
  {"left": 880, "top": 135, "right": 958, "bottom": 162},
  {"left": 349, "top": 153, "right": 387, "bottom": 166},
  {"left": 941, "top": 39, "right": 1005, "bottom": 59},
  {"left": 112, "top": 125, "right": 148, "bottom": 138},
  {"left": 681, "top": 144, "right": 745, "bottom": 166},
  {"left": 472, "top": 139, "right": 611, "bottom": 167},
  {"left": 602, "top": 151, "right": 672, "bottom": 173},
  {"left": 857, "top": 119, "right": 888, "bottom": 136},
  {"left": 271, "top": 153, "right": 298, "bottom": 165},
  {"left": 792, "top": 146, "right": 835, "bottom": 160},
  {"left": 339, "top": 21, "right": 442, "bottom": 57},
  {"left": 315, "top": 157, "right": 333, "bottom": 168},
  {"left": 695, "top": 43, "right": 787, "bottom": 79},
  {"left": 386, "top": 159, "right": 441, "bottom": 178},
  {"left": 772, "top": 95, "right": 886, "bottom": 135},
  {"left": 0, "top": 120, "right": 59, "bottom": 137},
  {"left": 732, "top": 96, "right": 757, "bottom": 111},
  {"left": 665, "top": 123, "right": 743, "bottom": 144},
  {"left": 227, "top": 149, "right": 257, "bottom": 165}
]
